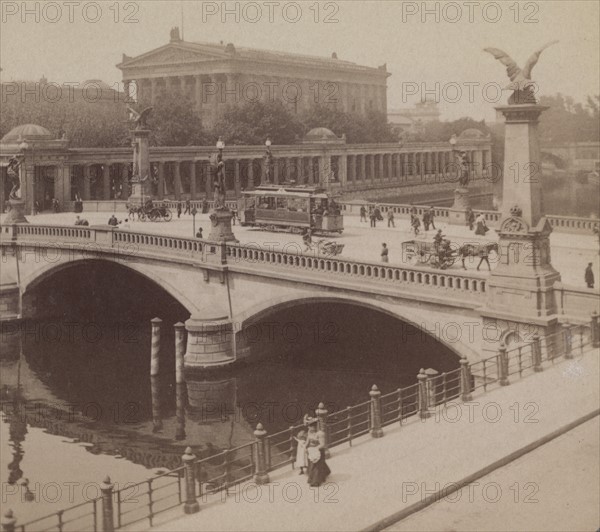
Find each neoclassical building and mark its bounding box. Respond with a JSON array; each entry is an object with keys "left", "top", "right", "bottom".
[
  {"left": 0, "top": 123, "right": 492, "bottom": 214},
  {"left": 117, "top": 27, "right": 390, "bottom": 125}
]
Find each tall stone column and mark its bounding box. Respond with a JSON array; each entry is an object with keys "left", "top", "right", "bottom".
[
  {"left": 481, "top": 103, "right": 561, "bottom": 356},
  {"left": 338, "top": 154, "right": 347, "bottom": 186},
  {"left": 369, "top": 154, "right": 375, "bottom": 183},
  {"left": 83, "top": 165, "right": 91, "bottom": 200},
  {"left": 173, "top": 162, "right": 182, "bottom": 200},
  {"left": 247, "top": 159, "right": 255, "bottom": 189},
  {"left": 103, "top": 163, "right": 111, "bottom": 200},
  {"left": 128, "top": 127, "right": 152, "bottom": 204},
  {"left": 233, "top": 159, "right": 241, "bottom": 197},
  {"left": 190, "top": 161, "right": 197, "bottom": 200},
  {"left": 157, "top": 162, "right": 164, "bottom": 199}
]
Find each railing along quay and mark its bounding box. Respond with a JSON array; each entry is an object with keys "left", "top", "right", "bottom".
[{"left": 6, "top": 315, "right": 599, "bottom": 532}]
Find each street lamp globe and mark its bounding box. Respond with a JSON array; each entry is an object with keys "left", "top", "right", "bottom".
[
  {"left": 19, "top": 141, "right": 29, "bottom": 152},
  {"left": 265, "top": 137, "right": 272, "bottom": 148},
  {"left": 449, "top": 134, "right": 457, "bottom": 147},
  {"left": 216, "top": 137, "right": 225, "bottom": 150}
]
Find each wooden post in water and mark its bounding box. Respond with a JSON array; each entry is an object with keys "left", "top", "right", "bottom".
[
  {"left": 174, "top": 322, "right": 185, "bottom": 384},
  {"left": 150, "top": 317, "right": 162, "bottom": 376}
]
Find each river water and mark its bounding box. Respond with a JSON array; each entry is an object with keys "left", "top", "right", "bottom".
[{"left": 1, "top": 300, "right": 459, "bottom": 524}]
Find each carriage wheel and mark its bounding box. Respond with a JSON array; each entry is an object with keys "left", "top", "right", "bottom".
[
  {"left": 407, "top": 253, "right": 420, "bottom": 266},
  {"left": 138, "top": 212, "right": 146, "bottom": 222},
  {"left": 163, "top": 210, "right": 173, "bottom": 222},
  {"left": 149, "top": 211, "right": 158, "bottom": 222}
]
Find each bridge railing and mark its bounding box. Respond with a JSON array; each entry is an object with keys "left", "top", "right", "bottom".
[
  {"left": 225, "top": 241, "right": 488, "bottom": 297},
  {"left": 12, "top": 319, "right": 597, "bottom": 532},
  {"left": 338, "top": 201, "right": 598, "bottom": 234}
]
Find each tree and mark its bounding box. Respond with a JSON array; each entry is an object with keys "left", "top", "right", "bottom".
[
  {"left": 140, "top": 92, "right": 208, "bottom": 146},
  {"left": 538, "top": 93, "right": 599, "bottom": 143},
  {"left": 210, "top": 100, "right": 303, "bottom": 145}
]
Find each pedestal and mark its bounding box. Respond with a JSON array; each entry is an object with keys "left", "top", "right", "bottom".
[
  {"left": 183, "top": 314, "right": 236, "bottom": 369},
  {"left": 127, "top": 128, "right": 153, "bottom": 205},
  {"left": 448, "top": 187, "right": 470, "bottom": 225},
  {"left": 3, "top": 199, "right": 28, "bottom": 224},
  {"left": 207, "top": 209, "right": 238, "bottom": 243}
]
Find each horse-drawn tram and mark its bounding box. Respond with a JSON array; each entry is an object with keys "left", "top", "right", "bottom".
[{"left": 237, "top": 185, "right": 344, "bottom": 234}]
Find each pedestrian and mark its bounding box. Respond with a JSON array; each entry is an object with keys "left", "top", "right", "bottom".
[
  {"left": 302, "top": 228, "right": 313, "bottom": 251},
  {"left": 474, "top": 213, "right": 489, "bottom": 236},
  {"left": 232, "top": 208, "right": 238, "bottom": 225},
  {"left": 409, "top": 203, "right": 417, "bottom": 216},
  {"left": 184, "top": 199, "right": 191, "bottom": 215},
  {"left": 74, "top": 215, "right": 82, "bottom": 226},
  {"left": 374, "top": 206, "right": 383, "bottom": 222},
  {"left": 387, "top": 210, "right": 395, "bottom": 228},
  {"left": 381, "top": 243, "right": 389, "bottom": 262},
  {"left": 428, "top": 207, "right": 436, "bottom": 230},
  {"left": 466, "top": 208, "right": 475, "bottom": 231},
  {"left": 477, "top": 245, "right": 491, "bottom": 271},
  {"left": 422, "top": 210, "right": 430, "bottom": 231},
  {"left": 196, "top": 227, "right": 203, "bottom": 239},
  {"left": 585, "top": 262, "right": 594, "bottom": 288},
  {"left": 433, "top": 229, "right": 444, "bottom": 252},
  {"left": 177, "top": 201, "right": 182, "bottom": 219},
  {"left": 293, "top": 430, "right": 308, "bottom": 475},
  {"left": 411, "top": 214, "right": 420, "bottom": 236},
  {"left": 360, "top": 205, "right": 367, "bottom": 223},
  {"left": 33, "top": 200, "right": 40, "bottom": 215},
  {"left": 108, "top": 214, "right": 119, "bottom": 226},
  {"left": 304, "top": 415, "right": 331, "bottom": 488}
]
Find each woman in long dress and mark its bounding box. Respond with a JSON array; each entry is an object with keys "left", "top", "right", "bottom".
[
  {"left": 305, "top": 418, "right": 331, "bottom": 487},
  {"left": 474, "top": 213, "right": 488, "bottom": 236}
]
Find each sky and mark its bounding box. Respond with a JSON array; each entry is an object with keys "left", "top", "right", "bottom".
[{"left": 1, "top": 0, "right": 598, "bottom": 122}]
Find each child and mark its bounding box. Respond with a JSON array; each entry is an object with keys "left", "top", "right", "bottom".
[{"left": 294, "top": 429, "right": 308, "bottom": 475}]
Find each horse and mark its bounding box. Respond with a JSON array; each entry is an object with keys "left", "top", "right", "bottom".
[{"left": 458, "top": 242, "right": 499, "bottom": 270}]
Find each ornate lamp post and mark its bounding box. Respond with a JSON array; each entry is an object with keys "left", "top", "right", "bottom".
[
  {"left": 207, "top": 137, "right": 237, "bottom": 242},
  {"left": 264, "top": 137, "right": 272, "bottom": 184},
  {"left": 449, "top": 134, "right": 471, "bottom": 214}
]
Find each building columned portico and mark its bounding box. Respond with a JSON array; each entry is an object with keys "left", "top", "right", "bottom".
[{"left": 0, "top": 124, "right": 492, "bottom": 215}]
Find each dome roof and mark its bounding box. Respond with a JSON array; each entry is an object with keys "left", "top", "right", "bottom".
[
  {"left": 458, "top": 128, "right": 487, "bottom": 139},
  {"left": 1, "top": 124, "right": 54, "bottom": 144},
  {"left": 305, "top": 127, "right": 338, "bottom": 140}
]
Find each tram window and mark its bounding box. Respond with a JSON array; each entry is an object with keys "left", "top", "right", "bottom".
[
  {"left": 276, "top": 197, "right": 288, "bottom": 210},
  {"left": 287, "top": 198, "right": 306, "bottom": 212},
  {"left": 258, "top": 196, "right": 274, "bottom": 209}
]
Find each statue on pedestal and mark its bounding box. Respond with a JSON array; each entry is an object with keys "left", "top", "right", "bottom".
[
  {"left": 7, "top": 156, "right": 23, "bottom": 200},
  {"left": 484, "top": 40, "right": 558, "bottom": 105}
]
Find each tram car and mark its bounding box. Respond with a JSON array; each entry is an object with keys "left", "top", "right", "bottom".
[{"left": 237, "top": 185, "right": 344, "bottom": 234}]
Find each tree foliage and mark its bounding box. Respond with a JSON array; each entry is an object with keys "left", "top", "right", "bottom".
[
  {"left": 212, "top": 100, "right": 304, "bottom": 145},
  {"left": 538, "top": 93, "right": 599, "bottom": 143},
  {"left": 141, "top": 91, "right": 208, "bottom": 146}
]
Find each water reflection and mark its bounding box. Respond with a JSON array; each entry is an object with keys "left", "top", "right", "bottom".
[{"left": 1, "top": 308, "right": 459, "bottom": 521}]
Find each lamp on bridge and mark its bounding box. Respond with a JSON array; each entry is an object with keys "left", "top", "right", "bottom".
[
  {"left": 264, "top": 137, "right": 272, "bottom": 184},
  {"left": 207, "top": 137, "right": 238, "bottom": 242}
]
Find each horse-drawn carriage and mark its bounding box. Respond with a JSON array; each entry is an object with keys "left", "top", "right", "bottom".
[
  {"left": 127, "top": 201, "right": 172, "bottom": 222},
  {"left": 402, "top": 239, "right": 498, "bottom": 270}
]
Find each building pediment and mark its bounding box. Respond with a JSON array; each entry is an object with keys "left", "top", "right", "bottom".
[{"left": 118, "top": 44, "right": 227, "bottom": 70}]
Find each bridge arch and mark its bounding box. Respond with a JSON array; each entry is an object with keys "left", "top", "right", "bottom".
[
  {"left": 235, "top": 293, "right": 480, "bottom": 361},
  {"left": 20, "top": 257, "right": 199, "bottom": 317}
]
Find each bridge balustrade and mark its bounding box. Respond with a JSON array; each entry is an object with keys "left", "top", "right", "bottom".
[{"left": 225, "top": 242, "right": 487, "bottom": 296}]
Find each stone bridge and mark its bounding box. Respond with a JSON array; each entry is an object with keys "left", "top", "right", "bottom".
[{"left": 1, "top": 224, "right": 597, "bottom": 368}]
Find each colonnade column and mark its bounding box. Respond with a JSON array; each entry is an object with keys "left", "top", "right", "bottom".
[
  {"left": 338, "top": 154, "right": 347, "bottom": 186},
  {"left": 82, "top": 165, "right": 91, "bottom": 200},
  {"left": 103, "top": 163, "right": 111, "bottom": 200},
  {"left": 157, "top": 162, "right": 164, "bottom": 200},
  {"left": 234, "top": 160, "right": 241, "bottom": 197},
  {"left": 247, "top": 159, "right": 255, "bottom": 190},
  {"left": 173, "top": 162, "right": 182, "bottom": 200},
  {"left": 190, "top": 161, "right": 197, "bottom": 200}
]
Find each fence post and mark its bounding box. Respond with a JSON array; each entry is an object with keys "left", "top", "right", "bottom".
[
  {"left": 100, "top": 476, "right": 115, "bottom": 532},
  {"left": 1, "top": 510, "right": 16, "bottom": 532},
  {"left": 591, "top": 311, "right": 599, "bottom": 348},
  {"left": 459, "top": 356, "right": 472, "bottom": 401},
  {"left": 253, "top": 423, "right": 270, "bottom": 485},
  {"left": 532, "top": 334, "right": 543, "bottom": 372},
  {"left": 150, "top": 317, "right": 162, "bottom": 376},
  {"left": 369, "top": 385, "right": 384, "bottom": 438},
  {"left": 417, "top": 369, "right": 430, "bottom": 419},
  {"left": 498, "top": 343, "right": 509, "bottom": 386},
  {"left": 316, "top": 402, "right": 331, "bottom": 458},
  {"left": 562, "top": 323, "right": 573, "bottom": 359},
  {"left": 174, "top": 322, "right": 185, "bottom": 384},
  {"left": 182, "top": 447, "right": 200, "bottom": 514}
]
